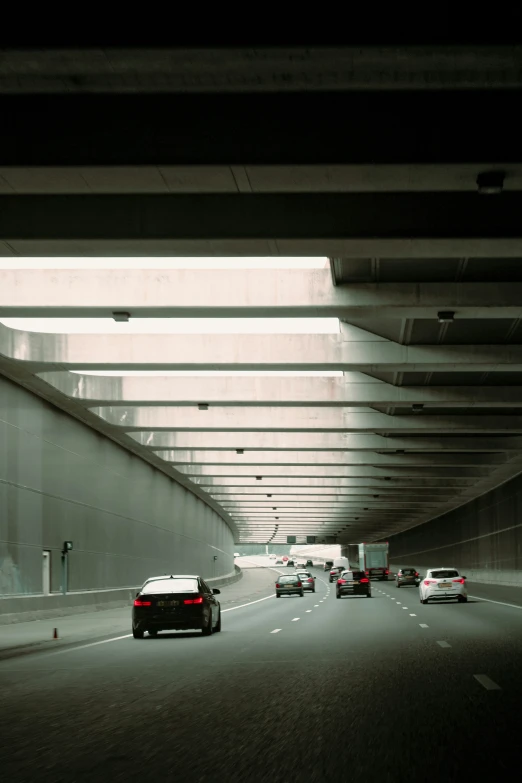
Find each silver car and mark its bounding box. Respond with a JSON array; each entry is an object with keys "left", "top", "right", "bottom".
[{"left": 296, "top": 570, "right": 316, "bottom": 592}]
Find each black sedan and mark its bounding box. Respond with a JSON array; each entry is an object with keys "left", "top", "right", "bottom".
[
  {"left": 132, "top": 574, "right": 221, "bottom": 638},
  {"left": 336, "top": 570, "right": 372, "bottom": 599}
]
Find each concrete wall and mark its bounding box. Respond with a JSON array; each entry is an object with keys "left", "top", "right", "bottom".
[
  {"left": 0, "top": 375, "right": 235, "bottom": 603},
  {"left": 388, "top": 473, "right": 522, "bottom": 586}
]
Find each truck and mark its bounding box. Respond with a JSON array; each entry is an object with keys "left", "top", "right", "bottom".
[{"left": 357, "top": 543, "right": 389, "bottom": 581}]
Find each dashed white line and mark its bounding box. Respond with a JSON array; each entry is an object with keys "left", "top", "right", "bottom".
[
  {"left": 396, "top": 601, "right": 401, "bottom": 604},
  {"left": 436, "top": 640, "right": 451, "bottom": 648},
  {"left": 292, "top": 617, "right": 300, "bottom": 622},
  {"left": 419, "top": 623, "right": 429, "bottom": 628},
  {"left": 474, "top": 674, "right": 501, "bottom": 690},
  {"left": 409, "top": 613, "right": 417, "bottom": 616},
  {"left": 306, "top": 610, "right": 312, "bottom": 613},
  {"left": 402, "top": 607, "right": 408, "bottom": 610},
  {"left": 271, "top": 629, "right": 282, "bottom": 634},
  {"left": 314, "top": 604, "right": 319, "bottom": 607}
]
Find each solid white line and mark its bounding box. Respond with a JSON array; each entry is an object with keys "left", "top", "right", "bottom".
[
  {"left": 419, "top": 623, "right": 429, "bottom": 628},
  {"left": 292, "top": 618, "right": 300, "bottom": 622},
  {"left": 437, "top": 640, "right": 451, "bottom": 648},
  {"left": 474, "top": 674, "right": 501, "bottom": 691},
  {"left": 409, "top": 613, "right": 417, "bottom": 616},
  {"left": 222, "top": 595, "right": 275, "bottom": 612},
  {"left": 44, "top": 634, "right": 132, "bottom": 656},
  {"left": 271, "top": 629, "right": 282, "bottom": 634},
  {"left": 469, "top": 595, "right": 522, "bottom": 611}
]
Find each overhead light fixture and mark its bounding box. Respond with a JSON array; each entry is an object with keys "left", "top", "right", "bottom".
[
  {"left": 476, "top": 170, "right": 505, "bottom": 195},
  {"left": 236, "top": 449, "right": 244, "bottom": 455},
  {"left": 373, "top": 495, "right": 380, "bottom": 498},
  {"left": 275, "top": 517, "right": 279, "bottom": 520},
  {"left": 267, "top": 494, "right": 272, "bottom": 498},
  {"left": 412, "top": 404, "right": 424, "bottom": 413},
  {"left": 384, "top": 477, "right": 391, "bottom": 481},
  {"left": 198, "top": 403, "right": 209, "bottom": 411},
  {"left": 112, "top": 311, "right": 130, "bottom": 322},
  {"left": 272, "top": 507, "right": 277, "bottom": 510},
  {"left": 437, "top": 311, "right": 455, "bottom": 324},
  {"left": 256, "top": 476, "right": 263, "bottom": 481},
  {"left": 395, "top": 450, "right": 405, "bottom": 454},
  {"left": 364, "top": 507, "right": 368, "bottom": 510}
]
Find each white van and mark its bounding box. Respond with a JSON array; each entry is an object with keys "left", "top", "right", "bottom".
[{"left": 333, "top": 557, "right": 349, "bottom": 571}]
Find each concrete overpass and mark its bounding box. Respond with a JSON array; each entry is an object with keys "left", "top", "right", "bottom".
[{"left": 2, "top": 43, "right": 522, "bottom": 596}]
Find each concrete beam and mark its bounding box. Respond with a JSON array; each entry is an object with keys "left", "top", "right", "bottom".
[
  {"left": 37, "top": 372, "right": 522, "bottom": 408},
  {"left": 4, "top": 328, "right": 522, "bottom": 372},
  {"left": 182, "top": 466, "right": 488, "bottom": 478},
  {"left": 135, "top": 432, "right": 522, "bottom": 452},
  {"left": 3, "top": 88, "right": 522, "bottom": 167},
  {"left": 212, "top": 494, "right": 452, "bottom": 501},
  {"left": 209, "top": 490, "right": 464, "bottom": 498},
  {"left": 191, "top": 477, "right": 477, "bottom": 487},
  {"left": 163, "top": 451, "right": 508, "bottom": 467},
  {"left": 4, "top": 269, "right": 522, "bottom": 319},
  {"left": 92, "top": 407, "right": 522, "bottom": 433},
  {"left": 3, "top": 47, "right": 521, "bottom": 94}
]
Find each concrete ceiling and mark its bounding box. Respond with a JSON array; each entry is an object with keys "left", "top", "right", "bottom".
[{"left": 1, "top": 43, "right": 522, "bottom": 544}]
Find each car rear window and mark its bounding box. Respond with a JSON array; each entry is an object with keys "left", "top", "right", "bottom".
[
  {"left": 430, "top": 570, "right": 459, "bottom": 579},
  {"left": 278, "top": 575, "right": 298, "bottom": 583},
  {"left": 142, "top": 578, "right": 198, "bottom": 594},
  {"left": 342, "top": 571, "right": 365, "bottom": 580},
  {"left": 402, "top": 569, "right": 416, "bottom": 575}
]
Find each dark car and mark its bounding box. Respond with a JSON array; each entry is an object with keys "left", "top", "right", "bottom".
[
  {"left": 324, "top": 560, "right": 334, "bottom": 572},
  {"left": 306, "top": 559, "right": 314, "bottom": 568},
  {"left": 329, "top": 566, "right": 344, "bottom": 583},
  {"left": 336, "top": 570, "right": 372, "bottom": 599},
  {"left": 275, "top": 574, "right": 304, "bottom": 597},
  {"left": 287, "top": 559, "right": 295, "bottom": 567},
  {"left": 296, "top": 570, "right": 316, "bottom": 592},
  {"left": 395, "top": 567, "right": 420, "bottom": 588},
  {"left": 132, "top": 574, "right": 221, "bottom": 638}
]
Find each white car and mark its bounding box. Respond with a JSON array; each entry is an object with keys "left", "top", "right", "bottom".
[
  {"left": 419, "top": 567, "right": 468, "bottom": 604},
  {"left": 296, "top": 561, "right": 306, "bottom": 568}
]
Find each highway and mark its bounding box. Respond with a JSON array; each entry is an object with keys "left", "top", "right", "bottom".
[{"left": 1, "top": 557, "right": 520, "bottom": 781}]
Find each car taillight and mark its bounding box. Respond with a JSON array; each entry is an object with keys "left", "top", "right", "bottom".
[
  {"left": 385, "top": 570, "right": 389, "bottom": 574},
  {"left": 337, "top": 579, "right": 346, "bottom": 585},
  {"left": 307, "top": 578, "right": 313, "bottom": 583},
  {"left": 184, "top": 596, "right": 204, "bottom": 605},
  {"left": 297, "top": 582, "right": 302, "bottom": 587},
  {"left": 134, "top": 599, "right": 151, "bottom": 607},
  {"left": 415, "top": 572, "right": 419, "bottom": 576},
  {"left": 275, "top": 584, "right": 280, "bottom": 588},
  {"left": 424, "top": 580, "right": 436, "bottom": 585},
  {"left": 360, "top": 578, "right": 369, "bottom": 584},
  {"left": 452, "top": 578, "right": 465, "bottom": 584}
]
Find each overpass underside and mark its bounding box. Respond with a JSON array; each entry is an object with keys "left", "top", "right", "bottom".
[{"left": 2, "top": 45, "right": 522, "bottom": 556}]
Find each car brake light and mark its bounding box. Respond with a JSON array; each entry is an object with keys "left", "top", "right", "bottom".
[
  {"left": 297, "top": 582, "right": 302, "bottom": 587},
  {"left": 134, "top": 599, "right": 151, "bottom": 606},
  {"left": 452, "top": 578, "right": 465, "bottom": 584},
  {"left": 307, "top": 578, "right": 313, "bottom": 583},
  {"left": 184, "top": 596, "right": 204, "bottom": 605},
  {"left": 424, "top": 580, "right": 436, "bottom": 585},
  {"left": 275, "top": 584, "right": 280, "bottom": 588},
  {"left": 337, "top": 579, "right": 346, "bottom": 585},
  {"left": 360, "top": 578, "right": 369, "bottom": 584},
  {"left": 385, "top": 570, "right": 389, "bottom": 574},
  {"left": 415, "top": 572, "right": 419, "bottom": 576}
]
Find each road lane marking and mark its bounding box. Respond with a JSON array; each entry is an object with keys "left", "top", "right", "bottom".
[
  {"left": 474, "top": 674, "right": 501, "bottom": 691},
  {"left": 222, "top": 595, "right": 275, "bottom": 612},
  {"left": 271, "top": 629, "right": 282, "bottom": 634},
  {"left": 409, "top": 613, "right": 417, "bottom": 616},
  {"left": 292, "top": 618, "right": 300, "bottom": 622},
  {"left": 402, "top": 607, "right": 408, "bottom": 609},
  {"left": 41, "top": 634, "right": 133, "bottom": 656},
  {"left": 396, "top": 601, "right": 401, "bottom": 604},
  {"left": 419, "top": 623, "right": 429, "bottom": 628},
  {"left": 436, "top": 641, "right": 451, "bottom": 648},
  {"left": 306, "top": 610, "right": 312, "bottom": 613},
  {"left": 469, "top": 595, "right": 522, "bottom": 611},
  {"left": 314, "top": 604, "right": 319, "bottom": 607}
]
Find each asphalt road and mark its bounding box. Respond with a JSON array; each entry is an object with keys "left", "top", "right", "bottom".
[{"left": 1, "top": 558, "right": 521, "bottom": 781}]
